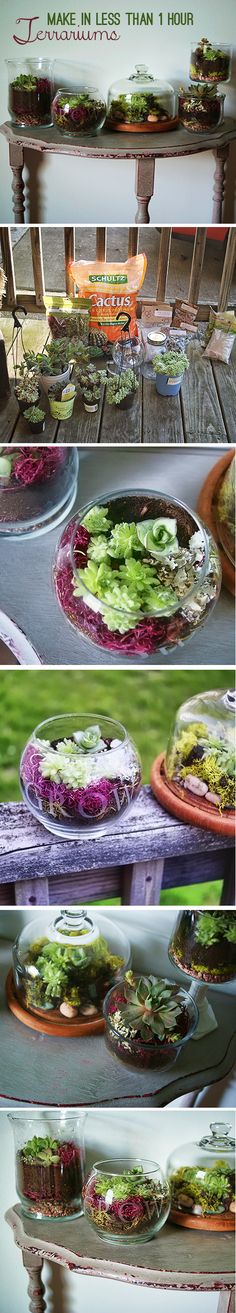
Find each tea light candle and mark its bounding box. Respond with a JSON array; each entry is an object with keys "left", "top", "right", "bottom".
[{"left": 147, "top": 330, "right": 167, "bottom": 346}]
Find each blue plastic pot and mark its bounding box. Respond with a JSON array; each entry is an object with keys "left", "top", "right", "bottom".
[{"left": 155, "top": 372, "right": 184, "bottom": 397}]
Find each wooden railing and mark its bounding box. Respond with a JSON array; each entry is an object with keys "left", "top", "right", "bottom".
[{"left": 1, "top": 226, "right": 236, "bottom": 318}]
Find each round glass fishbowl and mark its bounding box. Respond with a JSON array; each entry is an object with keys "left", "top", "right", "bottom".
[
  {"left": 215, "top": 456, "right": 235, "bottom": 567},
  {"left": 53, "top": 490, "right": 221, "bottom": 658},
  {"left": 12, "top": 906, "right": 131, "bottom": 1029},
  {"left": 9, "top": 1112, "right": 85, "bottom": 1220},
  {"left": 112, "top": 336, "right": 145, "bottom": 376},
  {"left": 165, "top": 688, "right": 235, "bottom": 818},
  {"left": 52, "top": 86, "right": 106, "bottom": 136},
  {"left": 7, "top": 59, "right": 54, "bottom": 127},
  {"left": 20, "top": 714, "right": 141, "bottom": 836},
  {"left": 0, "top": 447, "right": 79, "bottom": 539},
  {"left": 168, "top": 910, "right": 236, "bottom": 984},
  {"left": 178, "top": 86, "right": 225, "bottom": 132},
  {"left": 103, "top": 972, "right": 198, "bottom": 1071},
  {"left": 167, "top": 1122, "right": 235, "bottom": 1230},
  {"left": 190, "top": 39, "right": 231, "bottom": 84},
  {"left": 83, "top": 1158, "right": 170, "bottom": 1243},
  {"left": 107, "top": 64, "right": 177, "bottom": 132}
]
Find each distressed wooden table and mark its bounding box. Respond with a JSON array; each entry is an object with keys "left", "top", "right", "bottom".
[
  {"left": 0, "top": 788, "right": 234, "bottom": 907},
  {"left": 1, "top": 119, "right": 236, "bottom": 224},
  {"left": 5, "top": 1206, "right": 236, "bottom": 1312}
]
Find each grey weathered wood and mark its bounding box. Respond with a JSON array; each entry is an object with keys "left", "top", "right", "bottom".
[
  {"left": 220, "top": 854, "right": 235, "bottom": 906},
  {"left": 0, "top": 226, "right": 16, "bottom": 305},
  {"left": 142, "top": 375, "right": 184, "bottom": 443},
  {"left": 188, "top": 228, "right": 207, "bottom": 306},
  {"left": 29, "top": 229, "right": 44, "bottom": 308},
  {"left": 128, "top": 227, "right": 138, "bottom": 257},
  {"left": 22, "top": 1251, "right": 46, "bottom": 1313},
  {"left": 123, "top": 859, "right": 164, "bottom": 905},
  {"left": 181, "top": 339, "right": 228, "bottom": 443},
  {"left": 14, "top": 877, "right": 49, "bottom": 907},
  {"left": 212, "top": 346, "right": 236, "bottom": 443},
  {"left": 0, "top": 333, "right": 10, "bottom": 398},
  {"left": 101, "top": 387, "right": 142, "bottom": 444},
  {"left": 64, "top": 227, "right": 75, "bottom": 296},
  {"left": 218, "top": 229, "right": 236, "bottom": 311},
  {"left": 96, "top": 227, "right": 107, "bottom": 260},
  {"left": 218, "top": 1293, "right": 235, "bottom": 1313},
  {"left": 156, "top": 228, "right": 171, "bottom": 301}
]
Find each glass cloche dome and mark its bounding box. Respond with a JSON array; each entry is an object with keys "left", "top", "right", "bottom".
[
  {"left": 215, "top": 455, "right": 235, "bottom": 568},
  {"left": 167, "top": 1122, "right": 235, "bottom": 1230},
  {"left": 107, "top": 64, "right": 177, "bottom": 132},
  {"left": 165, "top": 688, "right": 235, "bottom": 816},
  {"left": 12, "top": 907, "right": 131, "bottom": 1029},
  {"left": 168, "top": 910, "right": 236, "bottom": 984}
]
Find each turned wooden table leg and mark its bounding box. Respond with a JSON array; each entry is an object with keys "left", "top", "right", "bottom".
[
  {"left": 22, "top": 1251, "right": 46, "bottom": 1313},
  {"left": 135, "top": 157, "right": 155, "bottom": 223},
  {"left": 217, "top": 1291, "right": 235, "bottom": 1313},
  {"left": 212, "top": 146, "right": 229, "bottom": 222},
  {"left": 9, "top": 141, "right": 25, "bottom": 222}
]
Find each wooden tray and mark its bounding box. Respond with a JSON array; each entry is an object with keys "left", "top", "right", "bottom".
[
  {"left": 109, "top": 117, "right": 179, "bottom": 133},
  {"left": 170, "top": 1208, "right": 235, "bottom": 1232},
  {"left": 6, "top": 970, "right": 105, "bottom": 1038},
  {"left": 197, "top": 450, "right": 235, "bottom": 596},
  {"left": 150, "top": 753, "right": 235, "bottom": 837}
]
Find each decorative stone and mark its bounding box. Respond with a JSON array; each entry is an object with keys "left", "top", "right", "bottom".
[
  {"left": 184, "top": 774, "right": 208, "bottom": 797},
  {"left": 229, "top": 1201, "right": 236, "bottom": 1213},
  {"left": 205, "top": 791, "right": 221, "bottom": 807},
  {"left": 59, "top": 1002, "right": 78, "bottom": 1018},
  {"left": 80, "top": 1003, "right": 98, "bottom": 1017},
  {"left": 192, "top": 1204, "right": 203, "bottom": 1215},
  {"left": 177, "top": 1193, "right": 194, "bottom": 1209}
]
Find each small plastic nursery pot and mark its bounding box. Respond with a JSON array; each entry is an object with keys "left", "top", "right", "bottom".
[
  {"left": 9, "top": 1112, "right": 85, "bottom": 1220},
  {"left": 15, "top": 388, "right": 41, "bottom": 415},
  {"left": 20, "top": 713, "right": 142, "bottom": 837},
  {"left": 83, "top": 1158, "right": 170, "bottom": 1243},
  {"left": 154, "top": 351, "right": 189, "bottom": 397},
  {"left": 103, "top": 973, "right": 198, "bottom": 1071},
  {"left": 39, "top": 365, "right": 71, "bottom": 396},
  {"left": 48, "top": 394, "right": 76, "bottom": 420},
  {"left": 23, "top": 407, "right": 46, "bottom": 434},
  {"left": 155, "top": 372, "right": 184, "bottom": 397}
]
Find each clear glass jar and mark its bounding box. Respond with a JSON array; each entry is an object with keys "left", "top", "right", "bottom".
[
  {"left": 178, "top": 86, "right": 225, "bottom": 132},
  {"left": 20, "top": 713, "right": 141, "bottom": 836},
  {"left": 0, "top": 447, "right": 79, "bottom": 539},
  {"left": 168, "top": 910, "right": 236, "bottom": 984},
  {"left": 7, "top": 59, "right": 53, "bottom": 127},
  {"left": 165, "top": 688, "right": 235, "bottom": 816},
  {"left": 52, "top": 86, "right": 106, "bottom": 136},
  {"left": 112, "top": 337, "right": 145, "bottom": 375},
  {"left": 12, "top": 906, "right": 131, "bottom": 1025},
  {"left": 107, "top": 64, "right": 176, "bottom": 131},
  {"left": 53, "top": 490, "right": 221, "bottom": 659},
  {"left": 167, "top": 1123, "right": 235, "bottom": 1228},
  {"left": 103, "top": 972, "right": 198, "bottom": 1071},
  {"left": 9, "top": 1112, "right": 85, "bottom": 1219},
  {"left": 83, "top": 1158, "right": 170, "bottom": 1242},
  {"left": 215, "top": 456, "right": 235, "bottom": 566},
  {"left": 190, "top": 39, "right": 231, "bottom": 84}
]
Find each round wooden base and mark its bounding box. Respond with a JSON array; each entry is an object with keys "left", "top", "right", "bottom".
[
  {"left": 170, "top": 1208, "right": 235, "bottom": 1232},
  {"left": 6, "top": 971, "right": 105, "bottom": 1038},
  {"left": 109, "top": 117, "right": 179, "bottom": 133},
  {"left": 197, "top": 451, "right": 235, "bottom": 596},
  {"left": 150, "top": 753, "right": 235, "bottom": 837}
]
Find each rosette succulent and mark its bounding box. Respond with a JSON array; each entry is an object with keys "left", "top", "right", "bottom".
[
  {"left": 9, "top": 72, "right": 52, "bottom": 126},
  {"left": 84, "top": 1161, "right": 170, "bottom": 1241},
  {"left": 52, "top": 90, "right": 106, "bottom": 136},
  {"left": 121, "top": 973, "right": 183, "bottom": 1041},
  {"left": 15, "top": 927, "right": 125, "bottom": 1020},
  {"left": 20, "top": 716, "right": 141, "bottom": 835},
  {"left": 103, "top": 971, "right": 198, "bottom": 1070},
  {"left": 178, "top": 85, "right": 224, "bottom": 132},
  {"left": 16, "top": 1134, "right": 83, "bottom": 1218}
]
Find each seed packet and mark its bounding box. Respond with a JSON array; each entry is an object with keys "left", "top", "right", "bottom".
[
  {"left": 70, "top": 255, "right": 147, "bottom": 343},
  {"left": 205, "top": 308, "right": 236, "bottom": 344},
  {"left": 141, "top": 302, "right": 172, "bottom": 329},
  {"left": 44, "top": 293, "right": 91, "bottom": 341},
  {"left": 172, "top": 299, "right": 198, "bottom": 331},
  {"left": 204, "top": 327, "right": 236, "bottom": 362}
]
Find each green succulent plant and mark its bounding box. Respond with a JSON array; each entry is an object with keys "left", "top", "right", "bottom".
[
  {"left": 23, "top": 405, "right": 45, "bottom": 423},
  {"left": 22, "top": 1136, "right": 60, "bottom": 1164},
  {"left": 106, "top": 369, "right": 138, "bottom": 405},
  {"left": 153, "top": 351, "right": 189, "bottom": 378},
  {"left": 123, "top": 973, "right": 182, "bottom": 1042}
]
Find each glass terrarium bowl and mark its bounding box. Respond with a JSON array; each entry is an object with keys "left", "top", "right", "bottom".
[
  {"left": 9, "top": 1112, "right": 85, "bottom": 1220},
  {"left": 190, "top": 39, "right": 231, "bottom": 84},
  {"left": 20, "top": 714, "right": 141, "bottom": 837},
  {"left": 164, "top": 688, "right": 235, "bottom": 818},
  {"left": 168, "top": 910, "right": 236, "bottom": 984},
  {"left": 7, "top": 59, "right": 54, "bottom": 127},
  {"left": 178, "top": 86, "right": 225, "bottom": 132},
  {"left": 12, "top": 906, "right": 131, "bottom": 1029},
  {"left": 52, "top": 86, "right": 106, "bottom": 136},
  {"left": 112, "top": 337, "right": 145, "bottom": 375},
  {"left": 167, "top": 1122, "right": 235, "bottom": 1230},
  {"left": 0, "top": 447, "right": 79, "bottom": 539},
  {"left": 107, "top": 63, "right": 177, "bottom": 132},
  {"left": 83, "top": 1158, "right": 170, "bottom": 1243},
  {"left": 103, "top": 972, "right": 198, "bottom": 1071},
  {"left": 53, "top": 489, "right": 221, "bottom": 659},
  {"left": 215, "top": 456, "right": 235, "bottom": 567}
]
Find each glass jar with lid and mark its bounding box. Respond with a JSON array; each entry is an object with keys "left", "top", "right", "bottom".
[
  {"left": 52, "top": 85, "right": 106, "bottom": 136},
  {"left": 107, "top": 64, "right": 177, "bottom": 132},
  {"left": 9, "top": 1111, "right": 85, "bottom": 1219},
  {"left": 215, "top": 455, "right": 235, "bottom": 567},
  {"left": 11, "top": 906, "right": 131, "bottom": 1029},
  {"left": 165, "top": 688, "right": 235, "bottom": 817},
  {"left": 190, "top": 39, "right": 231, "bottom": 84},
  {"left": 178, "top": 85, "right": 225, "bottom": 132},
  {"left": 168, "top": 910, "right": 236, "bottom": 984},
  {"left": 6, "top": 59, "right": 54, "bottom": 127},
  {"left": 167, "top": 1122, "right": 235, "bottom": 1230},
  {"left": 0, "top": 446, "right": 79, "bottom": 539},
  {"left": 83, "top": 1157, "right": 170, "bottom": 1242}
]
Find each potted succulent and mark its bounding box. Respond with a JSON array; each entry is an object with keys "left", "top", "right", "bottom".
[
  {"left": 106, "top": 368, "right": 138, "bottom": 410},
  {"left": 153, "top": 350, "right": 189, "bottom": 397},
  {"left": 103, "top": 971, "right": 198, "bottom": 1070},
  {"left": 14, "top": 367, "right": 40, "bottom": 414},
  {"left": 75, "top": 362, "right": 107, "bottom": 413},
  {"left": 48, "top": 382, "right": 77, "bottom": 420},
  {"left": 190, "top": 38, "right": 231, "bottom": 84},
  {"left": 23, "top": 405, "right": 45, "bottom": 435},
  {"left": 24, "top": 339, "right": 74, "bottom": 395}
]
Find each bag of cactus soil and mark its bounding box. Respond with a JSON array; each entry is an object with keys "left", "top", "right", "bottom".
[
  {"left": 204, "top": 325, "right": 236, "bottom": 363},
  {"left": 205, "top": 308, "right": 236, "bottom": 345},
  {"left": 44, "top": 294, "right": 91, "bottom": 342},
  {"left": 69, "top": 254, "right": 147, "bottom": 344}
]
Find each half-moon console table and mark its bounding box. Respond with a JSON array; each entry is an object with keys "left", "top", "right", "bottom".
[
  {"left": 1, "top": 119, "right": 236, "bottom": 224},
  {"left": 5, "top": 1207, "right": 235, "bottom": 1313}
]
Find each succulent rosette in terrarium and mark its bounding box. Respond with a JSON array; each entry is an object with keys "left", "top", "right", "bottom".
[
  {"left": 178, "top": 85, "right": 225, "bottom": 132},
  {"left": 103, "top": 971, "right": 198, "bottom": 1070},
  {"left": 168, "top": 911, "right": 236, "bottom": 984},
  {"left": 107, "top": 64, "right": 177, "bottom": 131},
  {"left": 83, "top": 1158, "right": 170, "bottom": 1242},
  {"left": 52, "top": 86, "right": 106, "bottom": 136},
  {"left": 9, "top": 1113, "right": 85, "bottom": 1220},
  {"left": 190, "top": 38, "right": 231, "bottom": 84},
  {"left": 165, "top": 688, "right": 235, "bottom": 816},
  {"left": 7, "top": 59, "right": 53, "bottom": 126},
  {"left": 20, "top": 714, "right": 141, "bottom": 836},
  {"left": 0, "top": 447, "right": 79, "bottom": 539},
  {"left": 53, "top": 490, "right": 221, "bottom": 658},
  {"left": 11, "top": 906, "right": 130, "bottom": 1030},
  {"left": 167, "top": 1122, "right": 235, "bottom": 1231}
]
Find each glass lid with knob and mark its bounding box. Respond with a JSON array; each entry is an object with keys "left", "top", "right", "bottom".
[
  {"left": 167, "top": 1122, "right": 235, "bottom": 1229},
  {"left": 107, "top": 64, "right": 177, "bottom": 131},
  {"left": 168, "top": 910, "right": 236, "bottom": 984},
  {"left": 12, "top": 906, "right": 131, "bottom": 1026},
  {"left": 165, "top": 688, "right": 236, "bottom": 816}
]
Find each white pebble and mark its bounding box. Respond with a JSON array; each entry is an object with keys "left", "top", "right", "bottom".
[
  {"left": 184, "top": 774, "right": 208, "bottom": 797},
  {"left": 80, "top": 1003, "right": 98, "bottom": 1017},
  {"left": 60, "top": 1002, "right": 78, "bottom": 1018},
  {"left": 205, "top": 791, "right": 221, "bottom": 807}
]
